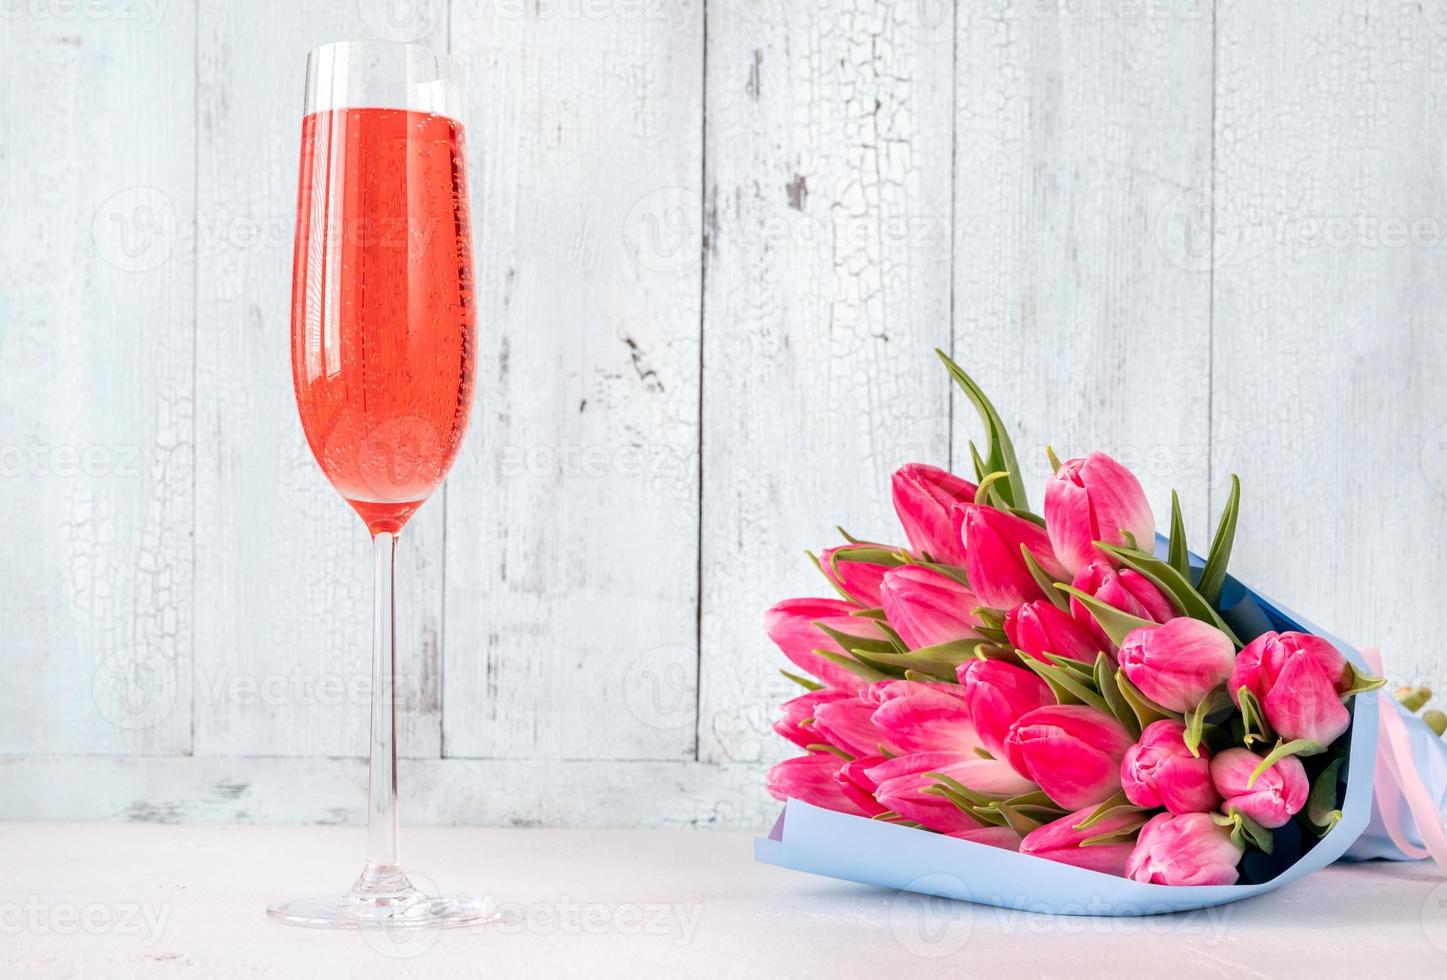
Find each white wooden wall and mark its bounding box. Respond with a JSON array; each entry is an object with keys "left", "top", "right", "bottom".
[{"left": 2, "top": 0, "right": 1445, "bottom": 828}]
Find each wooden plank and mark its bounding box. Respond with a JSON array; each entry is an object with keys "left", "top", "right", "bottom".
[
  {"left": 1212, "top": 0, "right": 1447, "bottom": 685},
  {"left": 698, "top": 4, "right": 957, "bottom": 765},
  {"left": 192, "top": 0, "right": 450, "bottom": 758},
  {"left": 441, "top": 4, "right": 704, "bottom": 760},
  {"left": 0, "top": 756, "right": 775, "bottom": 829},
  {"left": 952, "top": 4, "right": 1216, "bottom": 545},
  {"left": 0, "top": 5, "right": 196, "bottom": 754}
]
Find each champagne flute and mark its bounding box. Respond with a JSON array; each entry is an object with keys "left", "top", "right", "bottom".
[{"left": 269, "top": 40, "right": 491, "bottom": 930}]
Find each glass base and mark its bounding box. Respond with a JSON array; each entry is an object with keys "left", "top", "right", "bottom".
[{"left": 267, "top": 865, "right": 500, "bottom": 930}]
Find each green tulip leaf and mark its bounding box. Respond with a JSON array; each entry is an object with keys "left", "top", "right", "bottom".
[
  {"left": 779, "top": 669, "right": 824, "bottom": 692},
  {"left": 1236, "top": 686, "right": 1273, "bottom": 748},
  {"left": 1307, "top": 756, "right": 1346, "bottom": 834},
  {"left": 805, "top": 743, "right": 853, "bottom": 760},
  {"left": 1183, "top": 687, "right": 1231, "bottom": 758},
  {"left": 1022, "top": 546, "right": 1069, "bottom": 610},
  {"left": 1116, "top": 668, "right": 1182, "bottom": 729},
  {"left": 1072, "top": 790, "right": 1141, "bottom": 831},
  {"left": 936, "top": 349, "right": 1029, "bottom": 511},
  {"left": 1167, "top": 490, "right": 1189, "bottom": 577},
  {"left": 1097, "top": 544, "right": 1242, "bottom": 646},
  {"left": 990, "top": 801, "right": 1046, "bottom": 836},
  {"left": 811, "top": 648, "right": 890, "bottom": 683},
  {"left": 1055, "top": 584, "right": 1156, "bottom": 648},
  {"left": 1095, "top": 653, "right": 1141, "bottom": 738},
  {"left": 1046, "top": 444, "right": 1064, "bottom": 474},
  {"left": 853, "top": 639, "right": 990, "bottom": 681},
  {"left": 1197, "top": 474, "right": 1241, "bottom": 607},
  {"left": 812, "top": 622, "right": 900, "bottom": 656},
  {"left": 1343, "top": 663, "right": 1389, "bottom": 697},
  {"left": 1079, "top": 818, "right": 1149, "bottom": 847},
  {"left": 805, "top": 550, "right": 855, "bottom": 603},
  {"left": 927, "top": 771, "right": 1011, "bottom": 807},
  {"left": 1020, "top": 655, "right": 1111, "bottom": 714},
  {"left": 1248, "top": 738, "right": 1327, "bottom": 787}
]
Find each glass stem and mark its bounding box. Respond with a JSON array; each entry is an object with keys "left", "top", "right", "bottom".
[{"left": 358, "top": 529, "right": 404, "bottom": 894}]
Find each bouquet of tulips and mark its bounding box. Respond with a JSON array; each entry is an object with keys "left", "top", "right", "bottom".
[{"left": 764, "top": 351, "right": 1397, "bottom": 891}]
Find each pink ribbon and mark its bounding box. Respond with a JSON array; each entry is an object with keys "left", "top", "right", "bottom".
[{"left": 1363, "top": 647, "right": 1447, "bottom": 867}]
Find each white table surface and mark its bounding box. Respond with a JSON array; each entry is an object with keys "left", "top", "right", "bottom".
[{"left": 2, "top": 823, "right": 1445, "bottom": 978}]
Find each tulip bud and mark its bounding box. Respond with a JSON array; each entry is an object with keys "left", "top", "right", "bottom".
[
  {"left": 957, "top": 503, "right": 1068, "bottom": 609},
  {"left": 1019, "top": 805, "right": 1144, "bottom": 876},
  {"left": 958, "top": 659, "right": 1056, "bottom": 762},
  {"left": 950, "top": 826, "right": 1023, "bottom": 851},
  {"left": 833, "top": 754, "right": 888, "bottom": 817},
  {"left": 878, "top": 565, "right": 984, "bottom": 649},
  {"left": 1044, "top": 452, "right": 1156, "bottom": 575},
  {"left": 867, "top": 753, "right": 1037, "bottom": 835},
  {"left": 1125, "top": 812, "right": 1245, "bottom": 886},
  {"left": 1004, "top": 705, "right": 1134, "bottom": 810},
  {"left": 892, "top": 463, "right": 976, "bottom": 566},
  {"left": 812, "top": 696, "right": 891, "bottom": 758},
  {"left": 1210, "top": 747, "right": 1308, "bottom": 829},
  {"left": 767, "top": 753, "right": 871, "bottom": 817},
  {"left": 1005, "top": 600, "right": 1108, "bottom": 665},
  {"left": 870, "top": 688, "right": 983, "bottom": 757},
  {"left": 819, "top": 546, "right": 895, "bottom": 607},
  {"left": 1120, "top": 719, "right": 1220, "bottom": 814},
  {"left": 765, "top": 598, "right": 890, "bottom": 692},
  {"left": 1229, "top": 631, "right": 1353, "bottom": 746},
  {"left": 773, "top": 689, "right": 850, "bottom": 750},
  {"left": 1117, "top": 618, "right": 1237, "bottom": 712},
  {"left": 1070, "top": 560, "right": 1176, "bottom": 625}
]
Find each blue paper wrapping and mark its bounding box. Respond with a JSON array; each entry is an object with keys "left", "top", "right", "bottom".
[{"left": 756, "top": 543, "right": 1447, "bottom": 914}]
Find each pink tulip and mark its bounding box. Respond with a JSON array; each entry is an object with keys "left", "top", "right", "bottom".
[
  {"left": 1019, "top": 805, "right": 1145, "bottom": 876},
  {"left": 834, "top": 755, "right": 888, "bottom": 817},
  {"left": 862, "top": 678, "right": 969, "bottom": 706},
  {"left": 1120, "top": 720, "right": 1220, "bottom": 814},
  {"left": 1210, "top": 747, "right": 1309, "bottom": 829},
  {"left": 1004, "top": 705, "right": 1134, "bottom": 810},
  {"left": 957, "top": 503, "right": 1069, "bottom": 609},
  {"left": 892, "top": 463, "right": 976, "bottom": 565},
  {"left": 1005, "top": 600, "right": 1108, "bottom": 664},
  {"left": 820, "top": 546, "right": 897, "bottom": 607},
  {"left": 1126, "top": 812, "right": 1244, "bottom": 886},
  {"left": 958, "top": 659, "right": 1056, "bottom": 762},
  {"left": 812, "top": 697, "right": 892, "bottom": 758},
  {"left": 868, "top": 753, "right": 1036, "bottom": 835},
  {"left": 870, "top": 688, "right": 983, "bottom": 757},
  {"left": 1117, "top": 618, "right": 1237, "bottom": 713},
  {"left": 767, "top": 754, "right": 870, "bottom": 817},
  {"left": 1044, "top": 452, "right": 1156, "bottom": 575},
  {"left": 1070, "top": 560, "right": 1176, "bottom": 625},
  {"left": 773, "top": 689, "right": 850, "bottom": 750},
  {"left": 878, "top": 565, "right": 984, "bottom": 649},
  {"left": 1229, "top": 631, "right": 1353, "bottom": 746},
  {"left": 950, "top": 826, "right": 1023, "bottom": 851},
  {"left": 765, "top": 598, "right": 890, "bottom": 691}
]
